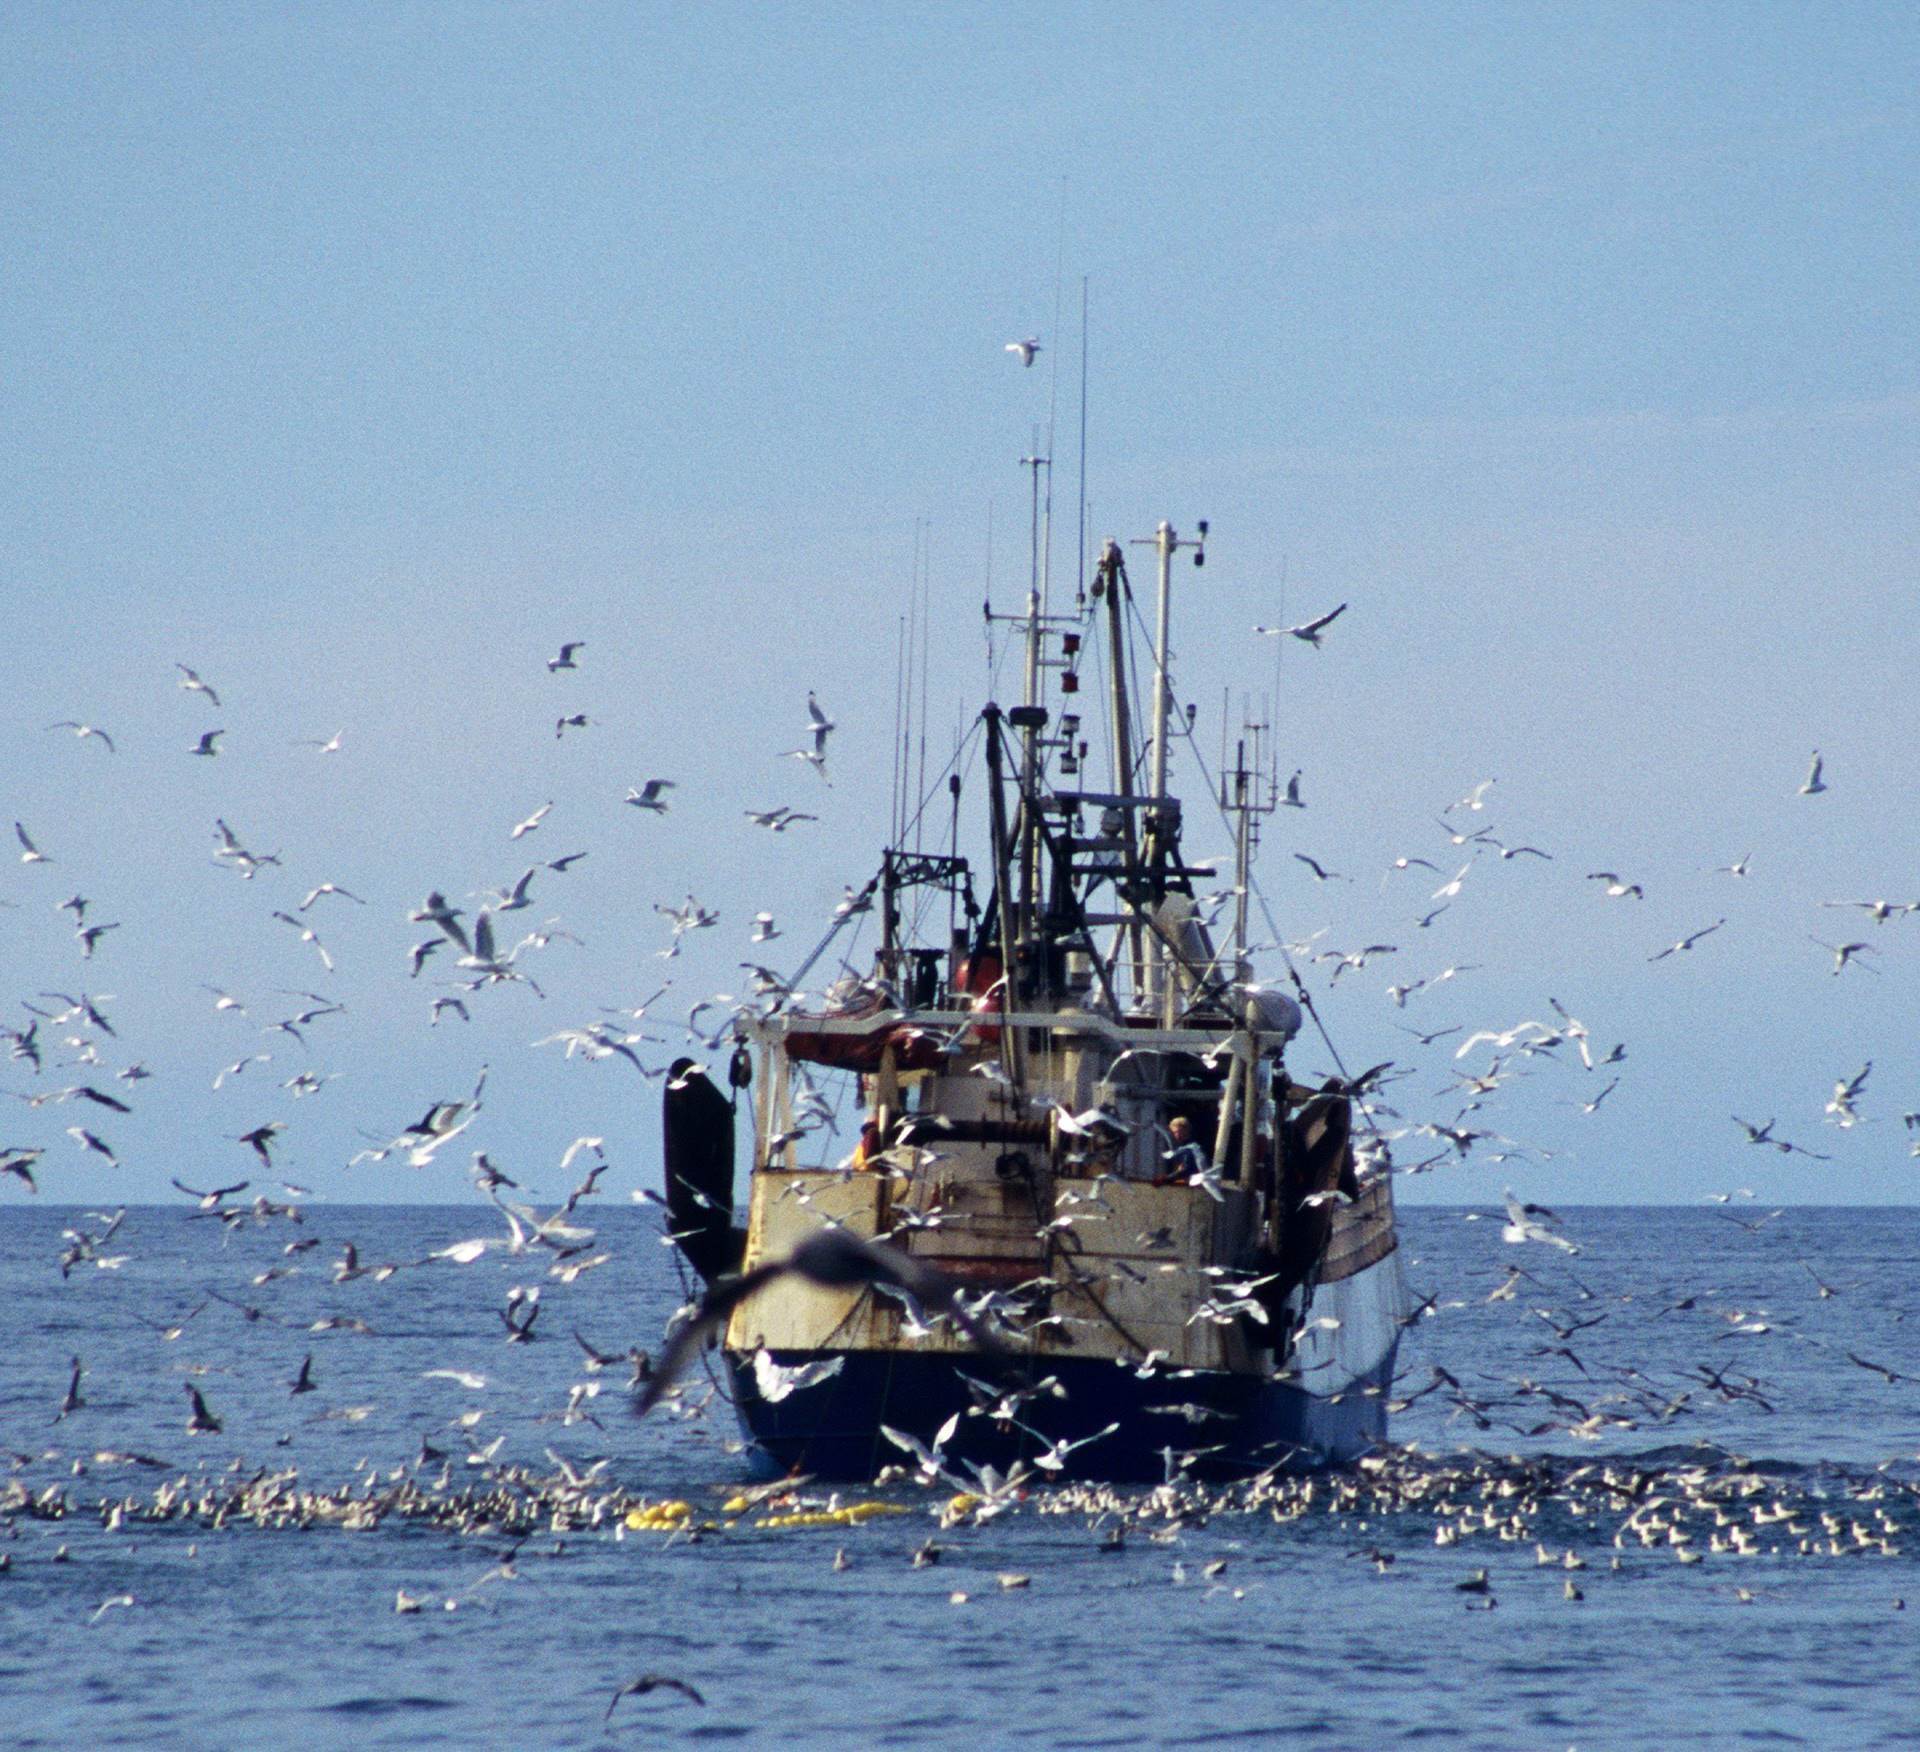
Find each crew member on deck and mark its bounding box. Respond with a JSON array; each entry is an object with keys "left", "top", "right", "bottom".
[{"left": 1159, "top": 1115, "right": 1208, "bottom": 1184}]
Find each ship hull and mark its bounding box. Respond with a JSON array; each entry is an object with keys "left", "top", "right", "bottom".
[{"left": 724, "top": 1251, "right": 1404, "bottom": 1483}]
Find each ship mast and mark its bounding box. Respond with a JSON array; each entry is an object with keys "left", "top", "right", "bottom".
[
  {"left": 1129, "top": 517, "right": 1206, "bottom": 1014},
  {"left": 1018, "top": 449, "right": 1051, "bottom": 932}
]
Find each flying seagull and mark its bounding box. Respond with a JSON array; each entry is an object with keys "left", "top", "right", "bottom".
[
  {"left": 805, "top": 692, "right": 835, "bottom": 748},
  {"left": 1502, "top": 1190, "right": 1579, "bottom": 1254},
  {"left": 1810, "top": 937, "right": 1880, "bottom": 976},
  {"left": 625, "top": 780, "right": 675, "bottom": 813},
  {"left": 46, "top": 722, "right": 116, "bottom": 753},
  {"left": 636, "top": 1228, "right": 1003, "bottom": 1414},
  {"left": 606, "top": 1674, "right": 705, "bottom": 1718},
  {"left": 176, "top": 664, "right": 221, "bottom": 707},
  {"left": 546, "top": 642, "right": 585, "bottom": 672},
  {"left": 1255, "top": 603, "right": 1348, "bottom": 646},
  {"left": 1798, "top": 751, "right": 1826, "bottom": 796},
  {"left": 509, "top": 802, "right": 552, "bottom": 840},
  {"left": 1293, "top": 852, "right": 1349, "bottom": 883},
  {"left": 1648, "top": 919, "right": 1726, "bottom": 963},
  {"left": 1005, "top": 337, "right": 1040, "bottom": 367}
]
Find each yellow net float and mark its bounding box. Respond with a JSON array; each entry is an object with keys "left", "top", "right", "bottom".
[
  {"left": 755, "top": 1501, "right": 912, "bottom": 1531},
  {"left": 622, "top": 1500, "right": 694, "bottom": 1531}
]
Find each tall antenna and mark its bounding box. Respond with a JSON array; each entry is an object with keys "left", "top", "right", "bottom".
[
  {"left": 900, "top": 521, "right": 919, "bottom": 850},
  {"left": 1077, "top": 275, "right": 1089, "bottom": 604},
  {"left": 1044, "top": 180, "right": 1066, "bottom": 615},
  {"left": 915, "top": 528, "right": 931, "bottom": 855},
  {"left": 890, "top": 610, "right": 907, "bottom": 846}
]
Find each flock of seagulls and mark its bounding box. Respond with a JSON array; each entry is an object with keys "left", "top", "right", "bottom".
[
  {"left": 1253, "top": 613, "right": 1914, "bottom": 1189},
  {"left": 2, "top": 569, "right": 1911, "bottom": 1709}
]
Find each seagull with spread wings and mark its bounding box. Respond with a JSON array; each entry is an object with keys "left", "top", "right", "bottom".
[
  {"left": 636, "top": 1228, "right": 1003, "bottom": 1414},
  {"left": 1648, "top": 919, "right": 1725, "bottom": 963},
  {"left": 1255, "top": 602, "right": 1348, "bottom": 645}
]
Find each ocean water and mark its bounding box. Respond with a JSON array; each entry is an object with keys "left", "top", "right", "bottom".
[{"left": 1, "top": 1203, "right": 1914, "bottom": 1749}]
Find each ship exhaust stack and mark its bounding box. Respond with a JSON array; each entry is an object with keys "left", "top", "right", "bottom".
[{"left": 662, "top": 1058, "right": 744, "bottom": 1282}]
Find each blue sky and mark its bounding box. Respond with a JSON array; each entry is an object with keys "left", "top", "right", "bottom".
[{"left": 2, "top": 4, "right": 1915, "bottom": 1207}]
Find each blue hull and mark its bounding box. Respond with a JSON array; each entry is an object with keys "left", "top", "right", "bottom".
[{"left": 724, "top": 1340, "right": 1400, "bottom": 1483}]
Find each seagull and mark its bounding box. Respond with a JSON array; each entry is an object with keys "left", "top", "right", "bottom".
[
  {"left": 805, "top": 693, "right": 835, "bottom": 755},
  {"left": 1328, "top": 944, "right": 1397, "bottom": 982},
  {"left": 1293, "top": 852, "right": 1349, "bottom": 883},
  {"left": 1798, "top": 751, "right": 1827, "bottom": 796},
  {"left": 176, "top": 664, "right": 221, "bottom": 707},
  {"left": 211, "top": 818, "right": 280, "bottom": 878},
  {"left": 1574, "top": 1077, "right": 1620, "bottom": 1115},
  {"left": 1586, "top": 872, "right": 1643, "bottom": 900},
  {"left": 1712, "top": 853, "right": 1754, "bottom": 877},
  {"left": 1255, "top": 602, "right": 1348, "bottom": 646},
  {"left": 1280, "top": 769, "right": 1305, "bottom": 808},
  {"left": 190, "top": 729, "right": 224, "bottom": 757},
  {"left": 546, "top": 641, "right": 585, "bottom": 672},
  {"left": 1826, "top": 1062, "right": 1871, "bottom": 1128},
  {"left": 554, "top": 713, "right": 590, "bottom": 738},
  {"left": 1005, "top": 336, "right": 1040, "bottom": 367},
  {"left": 483, "top": 868, "right": 538, "bottom": 913},
  {"left": 1026, "top": 1421, "right": 1123, "bottom": 1473},
  {"left": 237, "top": 1121, "right": 286, "bottom": 1168},
  {"left": 606, "top": 1675, "right": 705, "bottom": 1718},
  {"left": 51, "top": 1354, "right": 86, "bottom": 1421},
  {"left": 625, "top": 780, "right": 675, "bottom": 813},
  {"left": 66, "top": 1126, "right": 119, "bottom": 1166},
  {"left": 1447, "top": 779, "right": 1496, "bottom": 814},
  {"left": 45, "top": 721, "right": 116, "bottom": 753},
  {"left": 271, "top": 911, "right": 335, "bottom": 972},
  {"left": 1501, "top": 1190, "right": 1579, "bottom": 1254},
  {"left": 298, "top": 882, "right": 366, "bottom": 911},
  {"left": 184, "top": 1382, "right": 222, "bottom": 1434},
  {"left": 15, "top": 822, "right": 49, "bottom": 864},
  {"left": 1810, "top": 937, "right": 1880, "bottom": 976},
  {"left": 783, "top": 745, "right": 831, "bottom": 783},
  {"left": 750, "top": 1349, "right": 845, "bottom": 1404},
  {"left": 637, "top": 1229, "right": 1004, "bottom": 1414},
  {"left": 410, "top": 891, "right": 471, "bottom": 955},
  {"left": 294, "top": 729, "right": 344, "bottom": 753},
  {"left": 170, "top": 1178, "right": 249, "bottom": 1210},
  {"left": 1438, "top": 816, "right": 1497, "bottom": 848},
  {"left": 1823, "top": 899, "right": 1917, "bottom": 924},
  {"left": 1648, "top": 919, "right": 1725, "bottom": 962},
  {"left": 509, "top": 801, "right": 552, "bottom": 839}
]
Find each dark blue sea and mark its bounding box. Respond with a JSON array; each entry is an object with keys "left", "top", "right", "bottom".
[{"left": 2, "top": 1204, "right": 1914, "bottom": 1749}]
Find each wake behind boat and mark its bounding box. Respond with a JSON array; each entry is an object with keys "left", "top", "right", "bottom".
[{"left": 660, "top": 519, "right": 1410, "bottom": 1483}]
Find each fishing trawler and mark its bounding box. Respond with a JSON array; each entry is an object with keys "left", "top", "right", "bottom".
[{"left": 663, "top": 518, "right": 1409, "bottom": 1483}]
